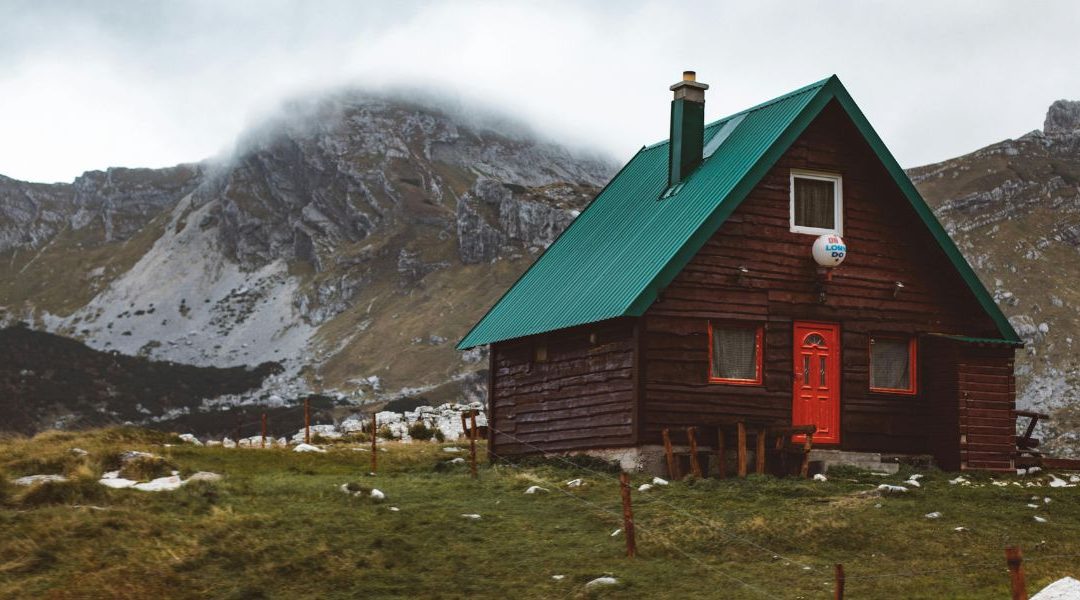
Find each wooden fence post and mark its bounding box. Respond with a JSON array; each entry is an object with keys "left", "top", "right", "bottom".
[
  {"left": 715, "top": 428, "right": 726, "bottom": 478},
  {"left": 304, "top": 398, "right": 311, "bottom": 444},
  {"left": 834, "top": 563, "right": 845, "bottom": 600},
  {"left": 661, "top": 428, "right": 680, "bottom": 480},
  {"left": 468, "top": 411, "right": 478, "bottom": 479},
  {"left": 1005, "top": 546, "right": 1027, "bottom": 600},
  {"left": 261, "top": 413, "right": 267, "bottom": 449},
  {"left": 370, "top": 412, "right": 378, "bottom": 474},
  {"left": 737, "top": 422, "right": 748, "bottom": 477},
  {"left": 686, "top": 426, "right": 702, "bottom": 478},
  {"left": 619, "top": 472, "right": 636, "bottom": 558},
  {"left": 234, "top": 413, "right": 242, "bottom": 450},
  {"left": 756, "top": 426, "right": 767, "bottom": 475}
]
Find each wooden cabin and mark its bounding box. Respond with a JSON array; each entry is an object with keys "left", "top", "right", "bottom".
[{"left": 458, "top": 73, "right": 1022, "bottom": 473}]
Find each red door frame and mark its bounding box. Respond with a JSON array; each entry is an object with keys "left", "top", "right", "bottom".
[{"left": 792, "top": 321, "right": 841, "bottom": 445}]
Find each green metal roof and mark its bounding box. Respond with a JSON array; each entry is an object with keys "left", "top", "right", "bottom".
[
  {"left": 458, "top": 75, "right": 1020, "bottom": 349},
  {"left": 926, "top": 334, "right": 1025, "bottom": 348}
]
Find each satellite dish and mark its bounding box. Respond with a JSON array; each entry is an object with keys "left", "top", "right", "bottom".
[{"left": 812, "top": 234, "right": 847, "bottom": 268}]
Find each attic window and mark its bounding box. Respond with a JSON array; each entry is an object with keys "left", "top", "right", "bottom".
[{"left": 790, "top": 170, "right": 843, "bottom": 235}]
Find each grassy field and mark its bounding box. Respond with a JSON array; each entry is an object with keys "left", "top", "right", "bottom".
[{"left": 2, "top": 429, "right": 1079, "bottom": 599}]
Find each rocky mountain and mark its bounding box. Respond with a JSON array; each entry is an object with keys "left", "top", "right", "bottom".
[
  {"left": 909, "top": 99, "right": 1080, "bottom": 456},
  {"left": 4, "top": 88, "right": 1080, "bottom": 455},
  {"left": 0, "top": 89, "right": 615, "bottom": 433}
]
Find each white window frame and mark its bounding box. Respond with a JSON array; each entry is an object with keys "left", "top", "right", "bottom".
[{"left": 789, "top": 169, "right": 843, "bottom": 236}]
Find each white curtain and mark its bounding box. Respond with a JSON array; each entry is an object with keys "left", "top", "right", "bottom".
[
  {"left": 713, "top": 326, "right": 757, "bottom": 380},
  {"left": 794, "top": 178, "right": 835, "bottom": 229},
  {"left": 871, "top": 338, "right": 910, "bottom": 390}
]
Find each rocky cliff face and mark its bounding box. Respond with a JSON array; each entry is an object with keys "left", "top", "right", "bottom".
[
  {"left": 0, "top": 89, "right": 614, "bottom": 432},
  {"left": 910, "top": 100, "right": 1080, "bottom": 456}
]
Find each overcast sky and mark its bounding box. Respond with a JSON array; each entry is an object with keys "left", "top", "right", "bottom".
[{"left": 2, "top": 0, "right": 1079, "bottom": 183}]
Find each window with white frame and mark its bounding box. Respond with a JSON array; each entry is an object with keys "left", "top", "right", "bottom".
[{"left": 790, "top": 170, "right": 843, "bottom": 235}]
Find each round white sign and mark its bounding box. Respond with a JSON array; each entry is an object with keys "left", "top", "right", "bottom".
[{"left": 812, "top": 234, "right": 847, "bottom": 267}]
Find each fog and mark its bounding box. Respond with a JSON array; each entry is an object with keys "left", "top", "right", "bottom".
[{"left": 2, "top": 0, "right": 1079, "bottom": 183}]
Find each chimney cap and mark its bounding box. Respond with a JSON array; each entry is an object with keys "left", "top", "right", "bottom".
[{"left": 670, "top": 70, "right": 709, "bottom": 92}]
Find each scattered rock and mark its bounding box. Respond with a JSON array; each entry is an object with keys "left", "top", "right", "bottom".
[
  {"left": 566, "top": 479, "right": 583, "bottom": 487},
  {"left": 637, "top": 483, "right": 653, "bottom": 492},
  {"left": 70, "top": 448, "right": 89, "bottom": 456},
  {"left": 133, "top": 475, "right": 184, "bottom": 492},
  {"left": 293, "top": 443, "right": 326, "bottom": 453},
  {"left": 370, "top": 489, "right": 385, "bottom": 500},
  {"left": 813, "top": 474, "right": 827, "bottom": 482},
  {"left": 610, "top": 528, "right": 621, "bottom": 537},
  {"left": 585, "top": 577, "right": 618, "bottom": 589},
  {"left": 461, "top": 513, "right": 482, "bottom": 520},
  {"left": 1034, "top": 516, "right": 1049, "bottom": 523},
  {"left": 447, "top": 457, "right": 465, "bottom": 464},
  {"left": 925, "top": 512, "right": 942, "bottom": 519},
  {"left": 877, "top": 484, "right": 909, "bottom": 494},
  {"left": 524, "top": 486, "right": 548, "bottom": 494},
  {"left": 12, "top": 474, "right": 68, "bottom": 486},
  {"left": 186, "top": 471, "right": 223, "bottom": 483},
  {"left": 178, "top": 434, "right": 202, "bottom": 446},
  {"left": 652, "top": 477, "right": 669, "bottom": 486},
  {"left": 1031, "top": 576, "right": 1080, "bottom": 600},
  {"left": 551, "top": 575, "right": 565, "bottom": 581}
]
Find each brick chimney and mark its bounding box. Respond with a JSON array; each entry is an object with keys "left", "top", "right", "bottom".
[{"left": 668, "top": 71, "right": 709, "bottom": 186}]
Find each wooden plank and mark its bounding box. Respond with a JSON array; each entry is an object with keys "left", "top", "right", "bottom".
[{"left": 737, "top": 422, "right": 747, "bottom": 478}]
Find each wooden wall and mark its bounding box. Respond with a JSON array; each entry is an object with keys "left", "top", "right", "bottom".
[
  {"left": 489, "top": 319, "right": 637, "bottom": 456},
  {"left": 958, "top": 346, "right": 1016, "bottom": 471},
  {"left": 641, "top": 100, "right": 1011, "bottom": 457}
]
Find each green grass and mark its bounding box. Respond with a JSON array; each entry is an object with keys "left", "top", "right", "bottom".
[{"left": 2, "top": 429, "right": 1080, "bottom": 599}]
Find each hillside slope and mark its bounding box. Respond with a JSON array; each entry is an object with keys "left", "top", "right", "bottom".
[
  {"left": 0, "top": 90, "right": 615, "bottom": 431},
  {"left": 909, "top": 100, "right": 1080, "bottom": 455}
]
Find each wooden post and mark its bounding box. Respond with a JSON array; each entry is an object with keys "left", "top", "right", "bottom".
[
  {"left": 756, "top": 426, "right": 767, "bottom": 475},
  {"left": 370, "top": 412, "right": 378, "bottom": 474},
  {"left": 619, "top": 472, "right": 636, "bottom": 558},
  {"left": 800, "top": 432, "right": 814, "bottom": 479},
  {"left": 715, "top": 428, "right": 726, "bottom": 478},
  {"left": 661, "top": 428, "right": 680, "bottom": 480},
  {"left": 304, "top": 398, "right": 311, "bottom": 444},
  {"left": 834, "top": 563, "right": 845, "bottom": 600},
  {"left": 468, "top": 411, "right": 478, "bottom": 479},
  {"left": 234, "top": 412, "right": 242, "bottom": 450},
  {"left": 686, "top": 426, "right": 702, "bottom": 478},
  {"left": 1005, "top": 546, "right": 1027, "bottom": 600},
  {"left": 737, "top": 421, "right": 747, "bottom": 478},
  {"left": 261, "top": 413, "right": 267, "bottom": 449}
]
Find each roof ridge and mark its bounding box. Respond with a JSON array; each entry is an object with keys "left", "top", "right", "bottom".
[{"left": 642, "top": 76, "right": 832, "bottom": 151}]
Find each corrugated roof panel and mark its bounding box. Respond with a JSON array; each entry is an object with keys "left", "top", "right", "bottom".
[{"left": 457, "top": 75, "right": 1019, "bottom": 349}]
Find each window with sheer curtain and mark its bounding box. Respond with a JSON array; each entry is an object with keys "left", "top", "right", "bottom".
[
  {"left": 870, "top": 336, "right": 915, "bottom": 393},
  {"left": 709, "top": 323, "right": 762, "bottom": 384},
  {"left": 791, "top": 171, "right": 842, "bottom": 234}
]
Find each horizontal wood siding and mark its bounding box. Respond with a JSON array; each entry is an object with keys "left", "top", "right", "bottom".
[
  {"left": 958, "top": 346, "right": 1016, "bottom": 472},
  {"left": 923, "top": 336, "right": 961, "bottom": 470},
  {"left": 490, "top": 319, "right": 636, "bottom": 456},
  {"left": 642, "top": 100, "right": 1015, "bottom": 463}
]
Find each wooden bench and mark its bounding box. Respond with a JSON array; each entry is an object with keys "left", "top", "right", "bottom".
[
  {"left": 661, "top": 421, "right": 817, "bottom": 480},
  {"left": 1015, "top": 409, "right": 1048, "bottom": 469}
]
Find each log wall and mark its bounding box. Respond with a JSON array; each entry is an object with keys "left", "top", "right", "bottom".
[
  {"left": 489, "top": 319, "right": 637, "bottom": 456},
  {"left": 640, "top": 100, "right": 1013, "bottom": 458}
]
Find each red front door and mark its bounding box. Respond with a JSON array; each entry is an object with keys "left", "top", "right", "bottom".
[{"left": 793, "top": 322, "right": 840, "bottom": 445}]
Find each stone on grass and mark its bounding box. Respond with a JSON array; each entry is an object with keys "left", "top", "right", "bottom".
[
  {"left": 813, "top": 474, "right": 827, "bottom": 482},
  {"left": 461, "top": 513, "right": 482, "bottom": 520},
  {"left": 13, "top": 474, "right": 68, "bottom": 486},
  {"left": 566, "top": 479, "right": 583, "bottom": 487},
  {"left": 178, "top": 434, "right": 202, "bottom": 446},
  {"left": 637, "top": 483, "right": 653, "bottom": 492},
  {"left": 924, "top": 512, "right": 942, "bottom": 519},
  {"left": 1031, "top": 576, "right": 1080, "bottom": 600},
  {"left": 585, "top": 577, "right": 618, "bottom": 589},
  {"left": 652, "top": 477, "right": 669, "bottom": 486},
  {"left": 293, "top": 443, "right": 326, "bottom": 453},
  {"left": 877, "top": 484, "right": 908, "bottom": 494},
  {"left": 524, "top": 486, "right": 548, "bottom": 494},
  {"left": 370, "top": 489, "right": 385, "bottom": 500}
]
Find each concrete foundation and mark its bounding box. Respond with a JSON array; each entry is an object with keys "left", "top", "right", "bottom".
[{"left": 809, "top": 449, "right": 900, "bottom": 474}]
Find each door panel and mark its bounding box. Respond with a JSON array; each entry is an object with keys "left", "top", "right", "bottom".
[{"left": 792, "top": 322, "right": 840, "bottom": 445}]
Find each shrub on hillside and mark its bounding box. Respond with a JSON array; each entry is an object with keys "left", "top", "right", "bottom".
[
  {"left": 377, "top": 425, "right": 396, "bottom": 441},
  {"left": 408, "top": 422, "right": 444, "bottom": 442},
  {"left": 117, "top": 456, "right": 177, "bottom": 481}
]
